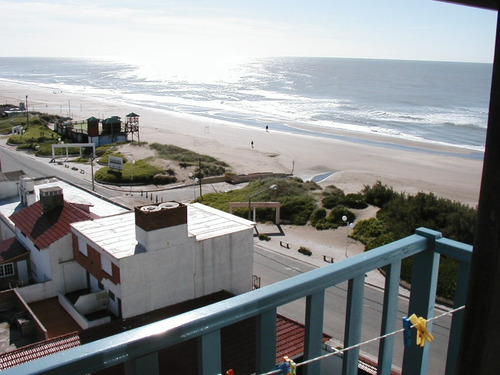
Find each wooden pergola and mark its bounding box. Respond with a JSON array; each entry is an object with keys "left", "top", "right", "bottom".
[{"left": 439, "top": 1, "right": 500, "bottom": 374}]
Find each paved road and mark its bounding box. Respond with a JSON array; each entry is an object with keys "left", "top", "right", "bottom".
[
  {"left": 1, "top": 144, "right": 452, "bottom": 374},
  {"left": 253, "top": 244, "right": 452, "bottom": 374},
  {"left": 0, "top": 144, "right": 217, "bottom": 205}
]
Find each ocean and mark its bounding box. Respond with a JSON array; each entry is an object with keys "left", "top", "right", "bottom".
[{"left": 0, "top": 56, "right": 491, "bottom": 154}]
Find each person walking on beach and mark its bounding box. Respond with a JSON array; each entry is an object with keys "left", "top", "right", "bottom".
[
  {"left": 251, "top": 141, "right": 254, "bottom": 148},
  {"left": 266, "top": 125, "right": 268, "bottom": 132}
]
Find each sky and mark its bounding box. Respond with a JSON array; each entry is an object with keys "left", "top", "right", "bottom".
[{"left": 0, "top": 0, "right": 497, "bottom": 63}]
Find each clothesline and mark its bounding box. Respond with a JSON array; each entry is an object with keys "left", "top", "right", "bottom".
[{"left": 256, "top": 305, "right": 465, "bottom": 375}]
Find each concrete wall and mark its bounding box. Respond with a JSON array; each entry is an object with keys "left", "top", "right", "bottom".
[
  {"left": 119, "top": 236, "right": 197, "bottom": 318},
  {"left": 0, "top": 214, "right": 15, "bottom": 242},
  {"left": 118, "top": 226, "right": 254, "bottom": 319},
  {"left": 16, "top": 280, "right": 57, "bottom": 303},
  {"left": 0, "top": 180, "right": 19, "bottom": 200},
  {"left": 58, "top": 293, "right": 111, "bottom": 330},
  {"left": 194, "top": 228, "right": 254, "bottom": 297}
]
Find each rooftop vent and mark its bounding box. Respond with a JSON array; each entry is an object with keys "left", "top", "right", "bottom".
[
  {"left": 140, "top": 205, "right": 161, "bottom": 212},
  {"left": 159, "top": 202, "right": 180, "bottom": 210}
]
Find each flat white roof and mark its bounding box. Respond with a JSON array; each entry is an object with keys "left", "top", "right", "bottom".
[
  {"left": 35, "top": 178, "right": 128, "bottom": 217},
  {"left": 188, "top": 203, "right": 254, "bottom": 241},
  {"left": 71, "top": 203, "right": 254, "bottom": 260}
]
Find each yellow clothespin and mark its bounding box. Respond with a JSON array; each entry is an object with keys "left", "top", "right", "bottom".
[
  {"left": 409, "top": 313, "right": 435, "bottom": 347},
  {"left": 283, "top": 356, "right": 297, "bottom": 375}
]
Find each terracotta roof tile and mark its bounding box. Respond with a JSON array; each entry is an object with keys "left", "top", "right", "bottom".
[
  {"left": 0, "top": 333, "right": 80, "bottom": 370},
  {"left": 10, "top": 201, "right": 93, "bottom": 250}
]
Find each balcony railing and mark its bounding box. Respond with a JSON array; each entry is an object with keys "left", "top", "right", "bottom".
[{"left": 3, "top": 227, "right": 472, "bottom": 375}]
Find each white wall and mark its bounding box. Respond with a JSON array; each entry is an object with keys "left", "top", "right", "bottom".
[
  {"left": 119, "top": 236, "right": 197, "bottom": 318},
  {"left": 0, "top": 180, "right": 19, "bottom": 200},
  {"left": 118, "top": 227, "right": 254, "bottom": 319},
  {"left": 194, "top": 228, "right": 254, "bottom": 297},
  {"left": 17, "top": 280, "right": 57, "bottom": 303}
]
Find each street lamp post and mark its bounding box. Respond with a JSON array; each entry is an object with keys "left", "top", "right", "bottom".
[
  {"left": 342, "top": 215, "right": 353, "bottom": 257},
  {"left": 248, "top": 184, "right": 278, "bottom": 221},
  {"left": 90, "top": 153, "right": 96, "bottom": 191}
]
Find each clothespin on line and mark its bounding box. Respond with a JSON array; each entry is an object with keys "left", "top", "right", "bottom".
[
  {"left": 271, "top": 356, "right": 297, "bottom": 375},
  {"left": 403, "top": 314, "right": 435, "bottom": 348}
]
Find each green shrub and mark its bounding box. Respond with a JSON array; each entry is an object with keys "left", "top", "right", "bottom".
[
  {"left": 343, "top": 193, "right": 368, "bottom": 209},
  {"left": 362, "top": 180, "right": 397, "bottom": 208},
  {"left": 358, "top": 181, "right": 478, "bottom": 300},
  {"left": 258, "top": 234, "right": 271, "bottom": 241},
  {"left": 321, "top": 185, "right": 345, "bottom": 209},
  {"left": 327, "top": 206, "right": 355, "bottom": 226},
  {"left": 152, "top": 174, "right": 177, "bottom": 185},
  {"left": 310, "top": 208, "right": 327, "bottom": 226},
  {"left": 280, "top": 195, "right": 316, "bottom": 225},
  {"left": 298, "top": 246, "right": 312, "bottom": 256}
]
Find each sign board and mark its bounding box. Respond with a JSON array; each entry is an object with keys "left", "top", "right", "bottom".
[{"left": 108, "top": 156, "right": 124, "bottom": 170}]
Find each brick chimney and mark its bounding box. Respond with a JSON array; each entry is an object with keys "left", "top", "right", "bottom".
[
  {"left": 39, "top": 186, "right": 64, "bottom": 213},
  {"left": 135, "top": 202, "right": 188, "bottom": 251}
]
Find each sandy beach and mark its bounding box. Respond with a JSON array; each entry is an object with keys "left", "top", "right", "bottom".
[{"left": 1, "top": 80, "right": 483, "bottom": 207}]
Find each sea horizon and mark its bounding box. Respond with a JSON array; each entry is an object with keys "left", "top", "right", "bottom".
[{"left": 0, "top": 56, "right": 491, "bottom": 154}]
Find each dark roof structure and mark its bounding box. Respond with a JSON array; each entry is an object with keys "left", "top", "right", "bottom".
[
  {"left": 9, "top": 201, "right": 94, "bottom": 249},
  {"left": 0, "top": 238, "right": 28, "bottom": 263},
  {"left": 0, "top": 171, "right": 26, "bottom": 183}
]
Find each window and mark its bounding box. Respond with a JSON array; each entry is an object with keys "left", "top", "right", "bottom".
[
  {"left": 109, "top": 290, "right": 115, "bottom": 301},
  {"left": 101, "top": 255, "right": 113, "bottom": 276},
  {"left": 78, "top": 237, "right": 88, "bottom": 256},
  {"left": 0, "top": 263, "right": 14, "bottom": 277}
]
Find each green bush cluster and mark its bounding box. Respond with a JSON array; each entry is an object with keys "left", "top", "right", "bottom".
[
  {"left": 95, "top": 160, "right": 163, "bottom": 184},
  {"left": 195, "top": 177, "right": 320, "bottom": 225},
  {"left": 353, "top": 181, "right": 477, "bottom": 300},
  {"left": 152, "top": 174, "right": 177, "bottom": 185},
  {"left": 298, "top": 246, "right": 312, "bottom": 256}
]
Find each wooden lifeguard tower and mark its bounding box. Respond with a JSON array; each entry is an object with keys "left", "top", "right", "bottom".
[{"left": 125, "top": 112, "right": 140, "bottom": 141}]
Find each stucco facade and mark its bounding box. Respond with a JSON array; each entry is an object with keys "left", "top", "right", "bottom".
[{"left": 71, "top": 202, "right": 254, "bottom": 319}]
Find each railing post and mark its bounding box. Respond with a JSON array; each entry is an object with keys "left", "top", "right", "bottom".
[
  {"left": 402, "top": 228, "right": 441, "bottom": 375},
  {"left": 198, "top": 330, "right": 222, "bottom": 375},
  {"left": 378, "top": 260, "right": 402, "bottom": 375},
  {"left": 303, "top": 290, "right": 325, "bottom": 375},
  {"left": 124, "top": 353, "right": 159, "bottom": 375},
  {"left": 445, "top": 260, "right": 470, "bottom": 375},
  {"left": 256, "top": 308, "right": 277, "bottom": 373},
  {"left": 343, "top": 275, "right": 365, "bottom": 375}
]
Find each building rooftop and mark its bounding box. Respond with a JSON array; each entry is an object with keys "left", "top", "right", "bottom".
[
  {"left": 71, "top": 203, "right": 254, "bottom": 260},
  {"left": 188, "top": 203, "right": 254, "bottom": 241},
  {"left": 10, "top": 201, "right": 94, "bottom": 250},
  {"left": 0, "top": 238, "right": 28, "bottom": 263},
  {"left": 33, "top": 178, "right": 128, "bottom": 218}
]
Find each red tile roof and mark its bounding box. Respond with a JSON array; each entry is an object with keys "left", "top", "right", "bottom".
[
  {"left": 0, "top": 333, "right": 80, "bottom": 370},
  {"left": 0, "top": 238, "right": 28, "bottom": 263},
  {"left": 10, "top": 201, "right": 94, "bottom": 250}
]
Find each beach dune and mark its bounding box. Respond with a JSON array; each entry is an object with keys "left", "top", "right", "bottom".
[{"left": 2, "top": 81, "right": 483, "bottom": 207}]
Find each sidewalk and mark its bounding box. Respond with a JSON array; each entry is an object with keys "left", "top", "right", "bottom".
[{"left": 253, "top": 222, "right": 410, "bottom": 297}]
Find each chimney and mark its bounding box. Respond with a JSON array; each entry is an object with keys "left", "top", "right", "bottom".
[
  {"left": 39, "top": 186, "right": 64, "bottom": 213},
  {"left": 135, "top": 202, "right": 188, "bottom": 251}
]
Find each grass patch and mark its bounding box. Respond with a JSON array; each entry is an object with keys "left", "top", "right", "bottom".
[
  {"left": 195, "top": 177, "right": 320, "bottom": 225},
  {"left": 95, "top": 160, "right": 163, "bottom": 184},
  {"left": 149, "top": 143, "right": 228, "bottom": 177}
]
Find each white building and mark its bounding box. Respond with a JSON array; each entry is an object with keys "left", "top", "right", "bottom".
[
  {"left": 71, "top": 202, "right": 254, "bottom": 319},
  {"left": 1, "top": 175, "right": 255, "bottom": 325}
]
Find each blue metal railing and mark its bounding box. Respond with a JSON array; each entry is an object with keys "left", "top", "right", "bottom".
[{"left": 3, "top": 228, "right": 472, "bottom": 375}]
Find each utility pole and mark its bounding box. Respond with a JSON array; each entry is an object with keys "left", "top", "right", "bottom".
[{"left": 26, "top": 96, "right": 29, "bottom": 127}]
